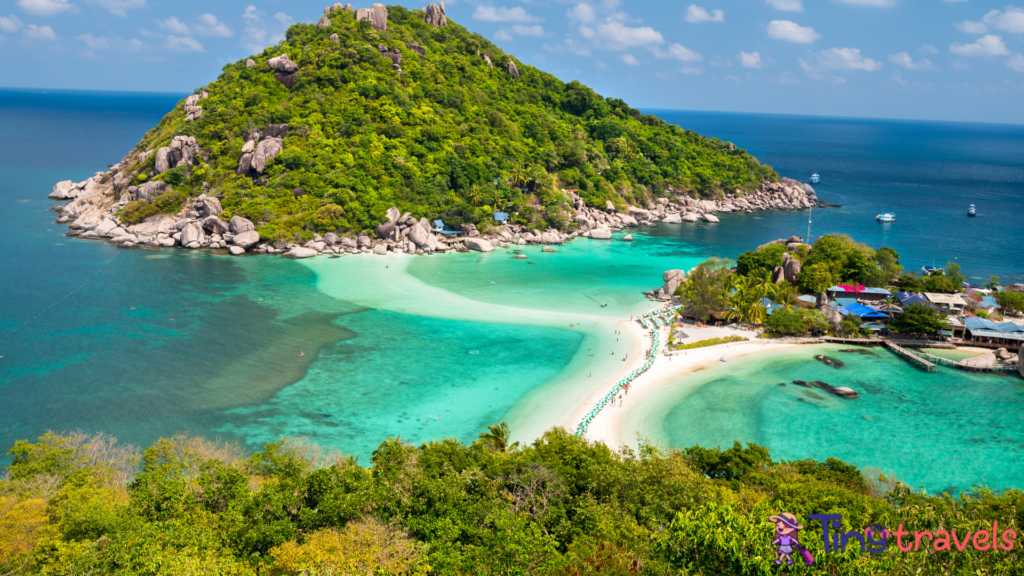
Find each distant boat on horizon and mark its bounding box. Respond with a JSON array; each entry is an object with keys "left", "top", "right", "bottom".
[
  {"left": 877, "top": 212, "right": 895, "bottom": 223},
  {"left": 810, "top": 173, "right": 820, "bottom": 184},
  {"left": 968, "top": 204, "right": 977, "bottom": 217}
]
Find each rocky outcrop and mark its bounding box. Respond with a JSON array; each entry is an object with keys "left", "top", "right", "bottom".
[
  {"left": 482, "top": 54, "right": 493, "bottom": 68},
  {"left": 267, "top": 54, "right": 299, "bottom": 88},
  {"left": 646, "top": 269, "right": 686, "bottom": 300},
  {"left": 230, "top": 215, "right": 255, "bottom": 234},
  {"left": 464, "top": 238, "right": 493, "bottom": 252},
  {"left": 232, "top": 230, "right": 260, "bottom": 249},
  {"left": 508, "top": 61, "right": 520, "bottom": 80},
  {"left": 246, "top": 59, "right": 255, "bottom": 68},
  {"left": 193, "top": 194, "right": 222, "bottom": 219},
  {"left": 355, "top": 3, "right": 388, "bottom": 30},
  {"left": 317, "top": 16, "right": 331, "bottom": 28},
  {"left": 330, "top": 33, "right": 340, "bottom": 43},
  {"left": 154, "top": 136, "right": 204, "bottom": 176},
  {"left": 49, "top": 180, "right": 76, "bottom": 199},
  {"left": 134, "top": 181, "right": 169, "bottom": 202},
  {"left": 424, "top": 3, "right": 447, "bottom": 27},
  {"left": 816, "top": 292, "right": 844, "bottom": 331},
  {"left": 406, "top": 42, "right": 426, "bottom": 56},
  {"left": 183, "top": 91, "right": 208, "bottom": 122},
  {"left": 238, "top": 125, "right": 288, "bottom": 176},
  {"left": 284, "top": 247, "right": 318, "bottom": 259},
  {"left": 782, "top": 252, "right": 801, "bottom": 283},
  {"left": 662, "top": 213, "right": 682, "bottom": 224}
]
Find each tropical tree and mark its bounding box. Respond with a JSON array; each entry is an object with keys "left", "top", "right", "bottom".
[
  {"left": 771, "top": 282, "right": 800, "bottom": 312},
  {"left": 475, "top": 422, "right": 519, "bottom": 453},
  {"left": 681, "top": 258, "right": 733, "bottom": 322}
]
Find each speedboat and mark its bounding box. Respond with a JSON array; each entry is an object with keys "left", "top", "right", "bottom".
[
  {"left": 968, "top": 204, "right": 976, "bottom": 217},
  {"left": 810, "top": 173, "right": 820, "bottom": 184},
  {"left": 876, "top": 212, "right": 895, "bottom": 223}
]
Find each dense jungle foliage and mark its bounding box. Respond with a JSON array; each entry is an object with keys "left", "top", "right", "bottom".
[
  {"left": 2, "top": 429, "right": 1023, "bottom": 575},
  {"left": 120, "top": 5, "right": 777, "bottom": 242}
]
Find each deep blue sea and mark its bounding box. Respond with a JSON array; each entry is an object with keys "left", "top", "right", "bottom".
[{"left": 2, "top": 89, "right": 1023, "bottom": 491}]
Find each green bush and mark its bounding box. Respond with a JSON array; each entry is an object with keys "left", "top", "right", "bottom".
[{"left": 672, "top": 336, "right": 746, "bottom": 350}]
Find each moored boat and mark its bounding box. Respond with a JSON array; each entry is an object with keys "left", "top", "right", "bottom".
[
  {"left": 968, "top": 204, "right": 976, "bottom": 217},
  {"left": 876, "top": 212, "right": 895, "bottom": 223},
  {"left": 810, "top": 173, "right": 820, "bottom": 184}
]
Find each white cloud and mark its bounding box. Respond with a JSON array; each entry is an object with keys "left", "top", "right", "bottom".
[
  {"left": 738, "top": 51, "right": 762, "bottom": 68},
  {"left": 194, "top": 14, "right": 233, "bottom": 37},
  {"left": 1008, "top": 53, "right": 1024, "bottom": 71},
  {"left": 511, "top": 24, "right": 544, "bottom": 36},
  {"left": 75, "top": 32, "right": 108, "bottom": 49},
  {"left": 16, "top": 0, "right": 75, "bottom": 16},
  {"left": 595, "top": 60, "right": 607, "bottom": 69},
  {"left": 619, "top": 53, "right": 639, "bottom": 65},
  {"left": 767, "top": 20, "right": 820, "bottom": 43},
  {"left": 832, "top": 0, "right": 895, "bottom": 6},
  {"left": 982, "top": 7, "right": 1024, "bottom": 34},
  {"left": 85, "top": 0, "right": 145, "bottom": 18},
  {"left": 921, "top": 44, "right": 939, "bottom": 54},
  {"left": 566, "top": 3, "right": 595, "bottom": 24},
  {"left": 955, "top": 20, "right": 988, "bottom": 34},
  {"left": 165, "top": 34, "right": 203, "bottom": 52},
  {"left": 157, "top": 17, "right": 190, "bottom": 34},
  {"left": 950, "top": 34, "right": 1009, "bottom": 57},
  {"left": 0, "top": 15, "right": 23, "bottom": 32},
  {"left": 809, "top": 47, "right": 883, "bottom": 71},
  {"left": 766, "top": 0, "right": 803, "bottom": 12},
  {"left": 654, "top": 42, "right": 701, "bottom": 61},
  {"left": 680, "top": 66, "right": 702, "bottom": 74},
  {"left": 24, "top": 23, "right": 56, "bottom": 39},
  {"left": 587, "top": 21, "right": 664, "bottom": 49},
  {"left": 494, "top": 29, "right": 513, "bottom": 41},
  {"left": 241, "top": 5, "right": 291, "bottom": 53},
  {"left": 686, "top": 4, "right": 724, "bottom": 23},
  {"left": 473, "top": 6, "right": 537, "bottom": 23},
  {"left": 889, "top": 51, "right": 937, "bottom": 70}
]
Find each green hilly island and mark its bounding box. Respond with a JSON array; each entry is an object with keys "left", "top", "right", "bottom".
[{"left": 116, "top": 3, "right": 777, "bottom": 242}]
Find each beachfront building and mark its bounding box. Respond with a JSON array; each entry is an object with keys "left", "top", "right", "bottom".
[
  {"left": 827, "top": 285, "right": 892, "bottom": 303},
  {"left": 925, "top": 292, "right": 970, "bottom": 313},
  {"left": 963, "top": 317, "right": 1024, "bottom": 347}
]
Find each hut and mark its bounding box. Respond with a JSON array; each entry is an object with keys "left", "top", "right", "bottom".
[{"left": 827, "top": 285, "right": 892, "bottom": 303}]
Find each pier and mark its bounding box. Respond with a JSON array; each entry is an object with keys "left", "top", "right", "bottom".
[{"left": 883, "top": 341, "right": 937, "bottom": 372}]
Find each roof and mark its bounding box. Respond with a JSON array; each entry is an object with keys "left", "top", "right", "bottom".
[
  {"left": 980, "top": 296, "right": 999, "bottom": 308},
  {"left": 861, "top": 322, "right": 885, "bottom": 330},
  {"left": 924, "top": 293, "right": 968, "bottom": 306},
  {"left": 798, "top": 295, "right": 817, "bottom": 303},
  {"left": 838, "top": 304, "right": 890, "bottom": 319},
  {"left": 895, "top": 292, "right": 934, "bottom": 307},
  {"left": 969, "top": 330, "right": 1024, "bottom": 342},
  {"left": 828, "top": 286, "right": 891, "bottom": 296},
  {"left": 834, "top": 298, "right": 859, "bottom": 307},
  {"left": 946, "top": 316, "right": 965, "bottom": 328},
  {"left": 964, "top": 317, "right": 1024, "bottom": 334}
]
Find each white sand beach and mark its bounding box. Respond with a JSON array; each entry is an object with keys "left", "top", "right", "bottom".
[{"left": 567, "top": 321, "right": 805, "bottom": 450}]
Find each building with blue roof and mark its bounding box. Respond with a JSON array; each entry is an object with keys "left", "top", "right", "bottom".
[
  {"left": 827, "top": 285, "right": 892, "bottom": 302},
  {"left": 963, "top": 317, "right": 1024, "bottom": 346}
]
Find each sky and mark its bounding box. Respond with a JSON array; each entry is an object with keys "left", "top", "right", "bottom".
[{"left": 1, "top": 0, "right": 1023, "bottom": 124}]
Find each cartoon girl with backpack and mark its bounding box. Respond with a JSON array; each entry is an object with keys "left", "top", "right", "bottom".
[{"left": 770, "top": 512, "right": 814, "bottom": 567}]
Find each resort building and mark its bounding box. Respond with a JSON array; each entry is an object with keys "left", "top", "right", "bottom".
[
  {"left": 924, "top": 292, "right": 970, "bottom": 312},
  {"left": 963, "top": 317, "right": 1024, "bottom": 347},
  {"left": 826, "top": 285, "right": 892, "bottom": 303}
]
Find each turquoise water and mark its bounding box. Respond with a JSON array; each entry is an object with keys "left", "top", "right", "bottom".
[
  {"left": 3, "top": 89, "right": 1024, "bottom": 491},
  {"left": 622, "top": 345, "right": 1024, "bottom": 493}
]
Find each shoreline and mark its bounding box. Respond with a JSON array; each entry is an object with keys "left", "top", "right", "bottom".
[{"left": 580, "top": 326, "right": 807, "bottom": 450}]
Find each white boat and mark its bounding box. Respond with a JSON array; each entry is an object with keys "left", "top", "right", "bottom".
[
  {"left": 968, "top": 204, "right": 976, "bottom": 217},
  {"left": 810, "top": 173, "right": 820, "bottom": 184},
  {"left": 876, "top": 212, "right": 895, "bottom": 223}
]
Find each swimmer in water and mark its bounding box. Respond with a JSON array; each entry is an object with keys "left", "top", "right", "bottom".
[{"left": 298, "top": 351, "right": 304, "bottom": 356}]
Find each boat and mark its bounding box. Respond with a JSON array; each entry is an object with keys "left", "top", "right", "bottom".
[
  {"left": 922, "top": 265, "right": 943, "bottom": 275},
  {"left": 810, "top": 173, "right": 820, "bottom": 184},
  {"left": 968, "top": 204, "right": 976, "bottom": 217},
  {"left": 876, "top": 212, "right": 895, "bottom": 223}
]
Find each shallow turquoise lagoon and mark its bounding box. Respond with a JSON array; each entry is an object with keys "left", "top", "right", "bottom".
[{"left": 622, "top": 345, "right": 1024, "bottom": 493}]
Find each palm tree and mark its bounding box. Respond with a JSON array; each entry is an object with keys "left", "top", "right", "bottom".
[
  {"left": 476, "top": 421, "right": 519, "bottom": 453},
  {"left": 772, "top": 282, "right": 800, "bottom": 312},
  {"left": 508, "top": 165, "right": 528, "bottom": 191},
  {"left": 880, "top": 296, "right": 897, "bottom": 321},
  {"left": 467, "top": 185, "right": 485, "bottom": 207}
]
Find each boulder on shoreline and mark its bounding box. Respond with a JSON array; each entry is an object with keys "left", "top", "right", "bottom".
[
  {"left": 464, "top": 238, "right": 493, "bottom": 252},
  {"left": 284, "top": 247, "right": 317, "bottom": 259}
]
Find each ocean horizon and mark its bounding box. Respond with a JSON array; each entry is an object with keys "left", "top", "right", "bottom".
[{"left": 2, "top": 89, "right": 1023, "bottom": 493}]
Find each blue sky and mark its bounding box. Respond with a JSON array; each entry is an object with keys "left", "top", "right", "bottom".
[{"left": 2, "top": 0, "right": 1023, "bottom": 123}]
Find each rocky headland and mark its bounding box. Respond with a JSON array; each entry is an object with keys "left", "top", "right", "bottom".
[{"left": 48, "top": 170, "right": 820, "bottom": 259}]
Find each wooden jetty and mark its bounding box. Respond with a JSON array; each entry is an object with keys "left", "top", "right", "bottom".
[
  {"left": 883, "top": 341, "right": 937, "bottom": 372},
  {"left": 820, "top": 337, "right": 884, "bottom": 346}
]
